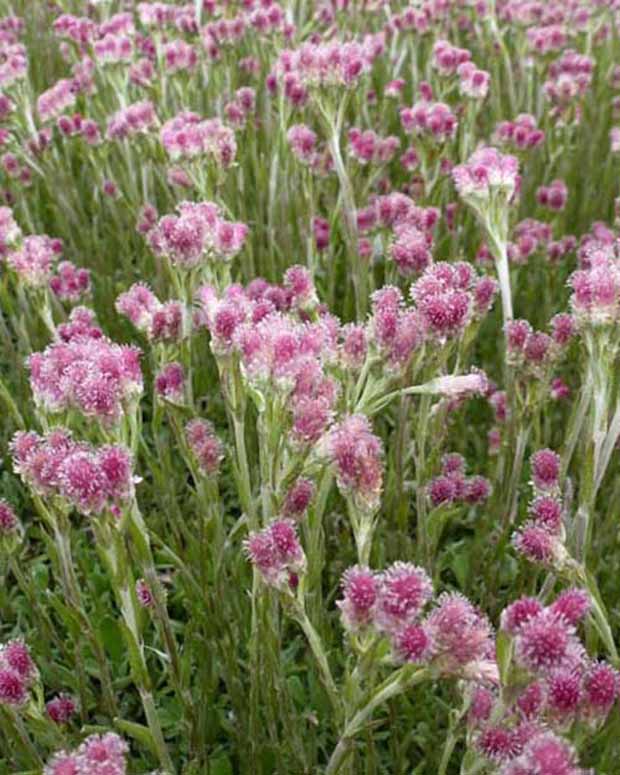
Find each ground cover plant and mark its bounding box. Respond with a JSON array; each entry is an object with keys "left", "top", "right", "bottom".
[{"left": 2, "top": 0, "right": 620, "bottom": 773}]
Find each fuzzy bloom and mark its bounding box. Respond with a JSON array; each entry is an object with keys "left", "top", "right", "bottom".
[
  {"left": 537, "top": 180, "right": 568, "bottom": 212},
  {"left": 58, "top": 307, "right": 103, "bottom": 343},
  {"left": 546, "top": 669, "right": 582, "bottom": 716},
  {"left": 275, "top": 40, "right": 374, "bottom": 93},
  {"left": 458, "top": 62, "right": 490, "bottom": 99},
  {"left": 337, "top": 565, "right": 379, "bottom": 632},
  {"left": 44, "top": 751, "right": 80, "bottom": 775},
  {"left": 0, "top": 206, "right": 20, "bottom": 256},
  {"left": 550, "top": 313, "right": 576, "bottom": 346},
  {"left": 0, "top": 639, "right": 36, "bottom": 707},
  {"left": 185, "top": 419, "right": 224, "bottom": 477},
  {"left": 28, "top": 338, "right": 143, "bottom": 424},
  {"left": 76, "top": 732, "right": 129, "bottom": 774},
  {"left": 6, "top": 234, "right": 60, "bottom": 287},
  {"left": 0, "top": 499, "right": 19, "bottom": 536},
  {"left": 400, "top": 101, "right": 457, "bottom": 142},
  {"left": 503, "top": 731, "right": 582, "bottom": 775},
  {"left": 284, "top": 265, "right": 317, "bottom": 310},
  {"left": 11, "top": 430, "right": 135, "bottom": 515},
  {"left": 282, "top": 478, "right": 315, "bottom": 520},
  {"left": 46, "top": 694, "right": 77, "bottom": 724},
  {"left": 393, "top": 623, "right": 434, "bottom": 663},
  {"left": 340, "top": 323, "right": 368, "bottom": 370},
  {"left": 529, "top": 496, "right": 563, "bottom": 533},
  {"left": 512, "top": 522, "right": 562, "bottom": 566},
  {"left": 116, "top": 283, "right": 160, "bottom": 332},
  {"left": 389, "top": 225, "right": 433, "bottom": 277},
  {"left": 514, "top": 610, "right": 579, "bottom": 674},
  {"left": 0, "top": 666, "right": 28, "bottom": 706},
  {"left": 323, "top": 415, "right": 383, "bottom": 511},
  {"left": 160, "top": 112, "right": 236, "bottom": 166},
  {"left": 551, "top": 377, "right": 571, "bottom": 401},
  {"left": 469, "top": 686, "right": 495, "bottom": 726},
  {"left": 477, "top": 726, "right": 521, "bottom": 763},
  {"left": 106, "top": 101, "right": 157, "bottom": 140},
  {"left": 549, "top": 589, "right": 590, "bottom": 626},
  {"left": 500, "top": 597, "right": 544, "bottom": 636},
  {"left": 432, "top": 40, "right": 471, "bottom": 75},
  {"left": 583, "top": 662, "right": 618, "bottom": 718},
  {"left": 464, "top": 476, "right": 492, "bottom": 504},
  {"left": 287, "top": 124, "right": 318, "bottom": 163},
  {"left": 411, "top": 263, "right": 475, "bottom": 339},
  {"left": 423, "top": 593, "right": 496, "bottom": 681},
  {"left": 442, "top": 453, "right": 466, "bottom": 477},
  {"left": 135, "top": 578, "right": 154, "bottom": 609},
  {"left": 375, "top": 562, "right": 433, "bottom": 632},
  {"left": 49, "top": 261, "right": 91, "bottom": 303},
  {"left": 452, "top": 146, "right": 519, "bottom": 201},
  {"left": 245, "top": 519, "right": 305, "bottom": 589},
  {"left": 505, "top": 319, "right": 532, "bottom": 354},
  {"left": 530, "top": 449, "right": 561, "bottom": 492},
  {"left": 147, "top": 201, "right": 247, "bottom": 268},
  {"left": 37, "top": 79, "right": 76, "bottom": 122},
  {"left": 155, "top": 362, "right": 185, "bottom": 404},
  {"left": 427, "top": 475, "right": 457, "bottom": 507}
]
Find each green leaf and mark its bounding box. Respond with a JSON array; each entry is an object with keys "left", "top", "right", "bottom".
[
  {"left": 114, "top": 718, "right": 158, "bottom": 757},
  {"left": 496, "top": 630, "right": 513, "bottom": 687},
  {"left": 209, "top": 755, "right": 233, "bottom": 775}
]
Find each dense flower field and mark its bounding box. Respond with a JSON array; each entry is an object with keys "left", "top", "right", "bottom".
[{"left": 2, "top": 0, "right": 620, "bottom": 773}]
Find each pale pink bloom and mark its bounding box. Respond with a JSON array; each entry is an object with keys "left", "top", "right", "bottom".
[
  {"left": 337, "top": 565, "right": 379, "bottom": 632},
  {"left": 185, "top": 419, "right": 224, "bottom": 476}
]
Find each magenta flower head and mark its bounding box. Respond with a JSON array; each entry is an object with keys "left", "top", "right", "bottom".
[
  {"left": 49, "top": 261, "right": 91, "bottom": 303},
  {"left": 514, "top": 609, "right": 581, "bottom": 675},
  {"left": 530, "top": 449, "right": 561, "bottom": 492},
  {"left": 453, "top": 147, "right": 519, "bottom": 203},
  {"left": 6, "top": 234, "right": 60, "bottom": 288},
  {"left": 0, "top": 638, "right": 37, "bottom": 708},
  {"left": 337, "top": 565, "right": 379, "bottom": 632},
  {"left": 284, "top": 264, "right": 318, "bottom": 311},
  {"left": 502, "top": 731, "right": 582, "bottom": 775},
  {"left": 375, "top": 562, "right": 433, "bottom": 633},
  {"left": 583, "top": 662, "right": 619, "bottom": 719},
  {"left": 0, "top": 206, "right": 20, "bottom": 257},
  {"left": 76, "top": 731, "right": 129, "bottom": 774},
  {"left": 513, "top": 520, "right": 566, "bottom": 567},
  {"left": 549, "top": 589, "right": 591, "bottom": 626},
  {"left": 46, "top": 694, "right": 77, "bottom": 724},
  {"left": 529, "top": 496, "right": 563, "bottom": 533},
  {"left": 245, "top": 519, "right": 306, "bottom": 590},
  {"left": 185, "top": 419, "right": 224, "bottom": 477},
  {"left": 0, "top": 499, "right": 22, "bottom": 553},
  {"left": 476, "top": 725, "right": 521, "bottom": 763},
  {"left": 323, "top": 415, "right": 384, "bottom": 512},
  {"left": 500, "top": 597, "right": 545, "bottom": 636},
  {"left": 423, "top": 593, "right": 497, "bottom": 682},
  {"left": 468, "top": 686, "right": 496, "bottom": 727},
  {"left": 116, "top": 284, "right": 159, "bottom": 333},
  {"left": 44, "top": 752, "right": 80, "bottom": 775},
  {"left": 28, "top": 337, "right": 143, "bottom": 425},
  {"left": 135, "top": 578, "right": 154, "bottom": 609},
  {"left": 155, "top": 362, "right": 186, "bottom": 404},
  {"left": 282, "top": 478, "right": 315, "bottom": 520},
  {"left": 392, "top": 623, "right": 434, "bottom": 664},
  {"left": 427, "top": 475, "right": 457, "bottom": 507}
]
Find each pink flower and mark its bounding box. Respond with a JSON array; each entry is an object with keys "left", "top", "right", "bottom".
[
  {"left": 530, "top": 449, "right": 561, "bottom": 492},
  {"left": 515, "top": 611, "right": 579, "bottom": 674},
  {"left": 155, "top": 362, "right": 185, "bottom": 404},
  {"left": 392, "top": 623, "right": 433, "bottom": 663},
  {"left": 245, "top": 520, "right": 305, "bottom": 589},
  {"left": 0, "top": 499, "right": 19, "bottom": 534},
  {"left": 453, "top": 147, "right": 519, "bottom": 200},
  {"left": 549, "top": 589, "right": 591, "bottom": 626},
  {"left": 501, "top": 598, "right": 544, "bottom": 635},
  {"left": 44, "top": 752, "right": 80, "bottom": 775},
  {"left": 49, "top": 261, "right": 91, "bottom": 303},
  {"left": 185, "top": 419, "right": 224, "bottom": 477},
  {"left": 324, "top": 415, "right": 384, "bottom": 511},
  {"left": 6, "top": 234, "right": 60, "bottom": 287},
  {"left": 282, "top": 478, "right": 315, "bottom": 520},
  {"left": 47, "top": 694, "right": 77, "bottom": 724},
  {"left": 376, "top": 562, "right": 433, "bottom": 632},
  {"left": 584, "top": 662, "right": 618, "bottom": 718},
  {"left": 76, "top": 731, "right": 129, "bottom": 774},
  {"left": 135, "top": 579, "right": 154, "bottom": 609},
  {"left": 337, "top": 565, "right": 379, "bottom": 632}
]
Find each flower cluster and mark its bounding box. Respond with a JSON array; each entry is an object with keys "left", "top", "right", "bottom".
[
  {"left": 160, "top": 112, "right": 236, "bottom": 166},
  {"left": 0, "top": 639, "right": 37, "bottom": 708},
  {"left": 245, "top": 519, "right": 306, "bottom": 590},
  {"left": 116, "top": 283, "right": 185, "bottom": 342},
  {"left": 11, "top": 429, "right": 136, "bottom": 516},
  {"left": 145, "top": 201, "right": 248, "bottom": 269},
  {"left": 28, "top": 337, "right": 142, "bottom": 424},
  {"left": 338, "top": 566, "right": 496, "bottom": 682},
  {"left": 427, "top": 453, "right": 492, "bottom": 507},
  {"left": 453, "top": 146, "right": 519, "bottom": 203},
  {"left": 44, "top": 732, "right": 129, "bottom": 775},
  {"left": 512, "top": 449, "right": 568, "bottom": 567}
]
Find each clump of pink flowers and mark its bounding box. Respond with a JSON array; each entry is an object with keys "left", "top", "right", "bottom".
[
  {"left": 245, "top": 519, "right": 306, "bottom": 590},
  {"left": 0, "top": 639, "right": 37, "bottom": 708},
  {"left": 11, "top": 429, "right": 136, "bottom": 516},
  {"left": 28, "top": 337, "right": 143, "bottom": 424},
  {"left": 44, "top": 731, "right": 129, "bottom": 775},
  {"left": 427, "top": 453, "right": 492, "bottom": 507}
]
